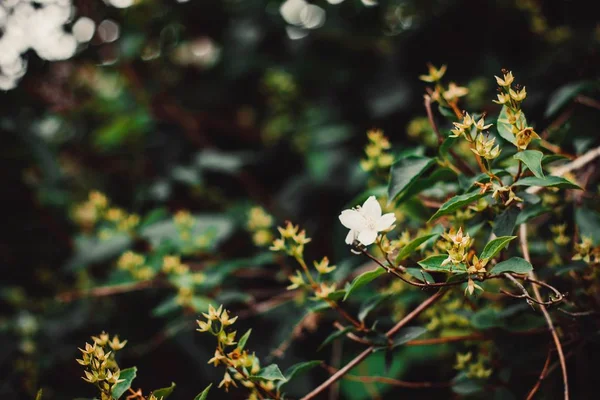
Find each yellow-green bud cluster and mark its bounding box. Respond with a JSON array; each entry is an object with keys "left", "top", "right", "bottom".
[
  {"left": 269, "top": 221, "right": 311, "bottom": 258},
  {"left": 247, "top": 207, "right": 274, "bottom": 247},
  {"left": 360, "top": 129, "right": 394, "bottom": 172}
]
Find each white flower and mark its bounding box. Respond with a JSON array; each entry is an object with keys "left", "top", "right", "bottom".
[{"left": 338, "top": 196, "right": 396, "bottom": 246}]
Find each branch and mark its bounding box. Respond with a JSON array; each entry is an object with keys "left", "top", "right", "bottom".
[
  {"left": 322, "top": 364, "right": 451, "bottom": 389},
  {"left": 519, "top": 223, "right": 569, "bottom": 400},
  {"left": 300, "top": 289, "right": 447, "bottom": 400},
  {"left": 56, "top": 279, "right": 165, "bottom": 302},
  {"left": 526, "top": 346, "right": 553, "bottom": 400}
]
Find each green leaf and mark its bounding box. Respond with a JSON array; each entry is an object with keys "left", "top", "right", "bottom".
[
  {"left": 358, "top": 294, "right": 387, "bottom": 323},
  {"left": 395, "top": 233, "right": 438, "bottom": 262},
  {"left": 112, "top": 367, "right": 137, "bottom": 399},
  {"left": 318, "top": 326, "right": 352, "bottom": 350},
  {"left": 575, "top": 208, "right": 600, "bottom": 246},
  {"left": 438, "top": 105, "right": 456, "bottom": 119},
  {"left": 391, "top": 326, "right": 428, "bottom": 348},
  {"left": 513, "top": 176, "right": 581, "bottom": 190},
  {"left": 394, "top": 168, "right": 456, "bottom": 204},
  {"left": 493, "top": 207, "right": 520, "bottom": 237},
  {"left": 545, "top": 81, "right": 594, "bottom": 117},
  {"left": 490, "top": 257, "right": 533, "bottom": 274},
  {"left": 516, "top": 204, "right": 549, "bottom": 225},
  {"left": 417, "top": 255, "right": 466, "bottom": 273},
  {"left": 428, "top": 191, "right": 485, "bottom": 222},
  {"left": 480, "top": 236, "right": 516, "bottom": 260},
  {"left": 193, "top": 384, "right": 212, "bottom": 400},
  {"left": 252, "top": 364, "right": 287, "bottom": 381},
  {"left": 237, "top": 329, "right": 252, "bottom": 351},
  {"left": 152, "top": 382, "right": 176, "bottom": 399},
  {"left": 152, "top": 296, "right": 180, "bottom": 317},
  {"left": 405, "top": 268, "right": 434, "bottom": 284},
  {"left": 343, "top": 268, "right": 386, "bottom": 301},
  {"left": 278, "top": 360, "right": 322, "bottom": 389},
  {"left": 513, "top": 150, "right": 544, "bottom": 179},
  {"left": 497, "top": 105, "right": 526, "bottom": 144},
  {"left": 387, "top": 156, "right": 437, "bottom": 204}
]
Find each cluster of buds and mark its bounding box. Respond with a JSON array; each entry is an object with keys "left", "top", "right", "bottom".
[
  {"left": 117, "top": 251, "right": 155, "bottom": 281},
  {"left": 491, "top": 183, "right": 523, "bottom": 206},
  {"left": 269, "top": 221, "right": 311, "bottom": 258},
  {"left": 246, "top": 207, "right": 274, "bottom": 247},
  {"left": 197, "top": 305, "right": 278, "bottom": 398},
  {"left": 72, "top": 191, "right": 140, "bottom": 236},
  {"left": 454, "top": 351, "right": 493, "bottom": 379},
  {"left": 423, "top": 296, "right": 471, "bottom": 332},
  {"left": 573, "top": 237, "right": 600, "bottom": 264},
  {"left": 550, "top": 224, "right": 570, "bottom": 247},
  {"left": 467, "top": 255, "right": 488, "bottom": 274},
  {"left": 162, "top": 255, "right": 189, "bottom": 275},
  {"left": 471, "top": 133, "right": 501, "bottom": 160},
  {"left": 360, "top": 129, "right": 394, "bottom": 172},
  {"left": 441, "top": 228, "right": 472, "bottom": 267},
  {"left": 77, "top": 332, "right": 127, "bottom": 400},
  {"left": 450, "top": 112, "right": 493, "bottom": 141},
  {"left": 419, "top": 64, "right": 469, "bottom": 111},
  {"left": 173, "top": 210, "right": 217, "bottom": 253},
  {"left": 493, "top": 69, "right": 540, "bottom": 151}
]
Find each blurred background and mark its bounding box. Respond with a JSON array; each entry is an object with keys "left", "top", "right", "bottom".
[{"left": 1, "top": 0, "right": 599, "bottom": 399}]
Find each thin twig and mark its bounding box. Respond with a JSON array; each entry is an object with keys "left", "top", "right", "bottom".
[
  {"left": 300, "top": 290, "right": 447, "bottom": 400},
  {"left": 520, "top": 223, "right": 569, "bottom": 400},
  {"left": 56, "top": 279, "right": 165, "bottom": 302},
  {"left": 526, "top": 346, "right": 553, "bottom": 400},
  {"left": 322, "top": 364, "right": 451, "bottom": 389}
]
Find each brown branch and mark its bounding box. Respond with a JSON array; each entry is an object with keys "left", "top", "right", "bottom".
[
  {"left": 575, "top": 95, "right": 600, "bottom": 110},
  {"left": 526, "top": 346, "right": 553, "bottom": 400},
  {"left": 405, "top": 333, "right": 486, "bottom": 346},
  {"left": 56, "top": 279, "right": 165, "bottom": 302},
  {"left": 520, "top": 223, "right": 569, "bottom": 400},
  {"left": 322, "top": 364, "right": 451, "bottom": 389},
  {"left": 300, "top": 289, "right": 447, "bottom": 400}
]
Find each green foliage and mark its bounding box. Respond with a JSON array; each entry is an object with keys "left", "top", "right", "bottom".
[
  {"left": 194, "top": 384, "right": 212, "bottom": 400},
  {"left": 343, "top": 268, "right": 386, "bottom": 301},
  {"left": 429, "top": 191, "right": 485, "bottom": 221},
  {"left": 513, "top": 150, "right": 545, "bottom": 178},
  {"left": 387, "top": 156, "right": 438, "bottom": 204},
  {"left": 490, "top": 257, "right": 533, "bottom": 274},
  {"left": 112, "top": 367, "right": 137, "bottom": 400},
  {"left": 480, "top": 236, "right": 517, "bottom": 261},
  {"left": 151, "top": 383, "right": 176, "bottom": 399}
]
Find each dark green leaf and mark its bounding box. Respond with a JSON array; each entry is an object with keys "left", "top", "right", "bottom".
[
  {"left": 490, "top": 257, "right": 533, "bottom": 274},
  {"left": 278, "top": 360, "right": 322, "bottom": 389},
  {"left": 318, "top": 326, "right": 352, "bottom": 350},
  {"left": 513, "top": 150, "right": 544, "bottom": 179},
  {"left": 238, "top": 329, "right": 252, "bottom": 351},
  {"left": 545, "top": 81, "right": 594, "bottom": 117},
  {"left": 395, "top": 233, "right": 438, "bottom": 262},
  {"left": 112, "top": 367, "right": 137, "bottom": 399},
  {"left": 471, "top": 308, "right": 505, "bottom": 330},
  {"left": 428, "top": 191, "right": 485, "bottom": 222},
  {"left": 438, "top": 105, "right": 456, "bottom": 118},
  {"left": 193, "top": 384, "right": 212, "bottom": 400},
  {"left": 343, "top": 268, "right": 386, "bottom": 301},
  {"left": 480, "top": 236, "right": 517, "bottom": 260},
  {"left": 493, "top": 208, "right": 520, "bottom": 237},
  {"left": 387, "top": 156, "right": 437, "bottom": 204},
  {"left": 152, "top": 382, "right": 176, "bottom": 399},
  {"left": 391, "top": 327, "right": 428, "bottom": 348},
  {"left": 516, "top": 204, "right": 549, "bottom": 224},
  {"left": 497, "top": 105, "right": 526, "bottom": 144},
  {"left": 575, "top": 208, "right": 600, "bottom": 246},
  {"left": 417, "top": 255, "right": 466, "bottom": 273},
  {"left": 252, "top": 364, "right": 286, "bottom": 381},
  {"left": 358, "top": 294, "right": 388, "bottom": 323},
  {"left": 405, "top": 268, "right": 434, "bottom": 284},
  {"left": 513, "top": 176, "right": 581, "bottom": 190},
  {"left": 152, "top": 297, "right": 180, "bottom": 317}
]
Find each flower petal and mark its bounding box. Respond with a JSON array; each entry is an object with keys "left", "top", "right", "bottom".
[
  {"left": 345, "top": 229, "right": 357, "bottom": 245},
  {"left": 357, "top": 229, "right": 378, "bottom": 246},
  {"left": 361, "top": 196, "right": 382, "bottom": 219},
  {"left": 375, "top": 213, "right": 396, "bottom": 231},
  {"left": 339, "top": 209, "right": 366, "bottom": 230}
]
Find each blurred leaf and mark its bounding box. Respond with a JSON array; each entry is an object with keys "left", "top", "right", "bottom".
[
  {"left": 491, "top": 257, "right": 533, "bottom": 274},
  {"left": 545, "top": 81, "right": 595, "bottom": 117},
  {"left": 405, "top": 268, "right": 434, "bottom": 283},
  {"left": 452, "top": 372, "right": 484, "bottom": 395},
  {"left": 343, "top": 268, "right": 386, "bottom": 301},
  {"left": 140, "top": 208, "right": 170, "bottom": 228},
  {"left": 514, "top": 150, "right": 544, "bottom": 179},
  {"left": 497, "top": 106, "right": 526, "bottom": 144},
  {"left": 513, "top": 176, "right": 581, "bottom": 189},
  {"left": 152, "top": 297, "right": 179, "bottom": 317},
  {"left": 318, "top": 326, "right": 352, "bottom": 351},
  {"left": 493, "top": 207, "right": 520, "bottom": 237},
  {"left": 428, "top": 191, "right": 485, "bottom": 222},
  {"left": 516, "top": 204, "right": 550, "bottom": 224},
  {"left": 395, "top": 233, "right": 438, "bottom": 262},
  {"left": 65, "top": 234, "right": 132, "bottom": 271},
  {"left": 480, "top": 236, "right": 517, "bottom": 260},
  {"left": 373, "top": 327, "right": 427, "bottom": 351},
  {"left": 388, "top": 156, "right": 437, "bottom": 204},
  {"left": 418, "top": 255, "right": 466, "bottom": 273},
  {"left": 193, "top": 384, "right": 212, "bottom": 400},
  {"left": 358, "top": 294, "right": 388, "bottom": 323},
  {"left": 112, "top": 367, "right": 137, "bottom": 399},
  {"left": 575, "top": 208, "right": 600, "bottom": 245},
  {"left": 195, "top": 149, "right": 254, "bottom": 174},
  {"left": 152, "top": 382, "right": 176, "bottom": 399}
]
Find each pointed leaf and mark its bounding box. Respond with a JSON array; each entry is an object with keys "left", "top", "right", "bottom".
[
  {"left": 391, "top": 326, "right": 428, "bottom": 348},
  {"left": 514, "top": 150, "right": 544, "bottom": 179},
  {"left": 237, "top": 329, "right": 252, "bottom": 351},
  {"left": 152, "top": 382, "right": 176, "bottom": 399},
  {"left": 490, "top": 257, "right": 533, "bottom": 274},
  {"left": 513, "top": 176, "right": 581, "bottom": 190},
  {"left": 497, "top": 105, "right": 526, "bottom": 144},
  {"left": 193, "top": 384, "right": 212, "bottom": 400},
  {"left": 395, "top": 233, "right": 438, "bottom": 262},
  {"left": 405, "top": 267, "right": 434, "bottom": 284},
  {"left": 388, "top": 156, "right": 437, "bottom": 204},
  {"left": 358, "top": 294, "right": 388, "bottom": 323},
  {"left": 343, "top": 268, "right": 386, "bottom": 301},
  {"left": 428, "top": 191, "right": 485, "bottom": 222},
  {"left": 318, "top": 326, "right": 352, "bottom": 350},
  {"left": 278, "top": 360, "right": 322, "bottom": 389},
  {"left": 545, "top": 81, "right": 594, "bottom": 117},
  {"left": 480, "top": 236, "right": 517, "bottom": 261},
  {"left": 252, "top": 364, "right": 286, "bottom": 381},
  {"left": 493, "top": 207, "right": 520, "bottom": 237},
  {"left": 112, "top": 367, "right": 137, "bottom": 399},
  {"left": 418, "top": 255, "right": 466, "bottom": 273}
]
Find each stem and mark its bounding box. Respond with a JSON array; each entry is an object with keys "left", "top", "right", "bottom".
[
  {"left": 526, "top": 346, "right": 553, "bottom": 400},
  {"left": 300, "top": 290, "right": 447, "bottom": 400},
  {"left": 519, "top": 223, "right": 569, "bottom": 400},
  {"left": 322, "top": 365, "right": 451, "bottom": 389}
]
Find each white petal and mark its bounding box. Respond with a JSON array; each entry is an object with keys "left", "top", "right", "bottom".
[
  {"left": 358, "top": 229, "right": 378, "bottom": 246},
  {"left": 345, "top": 229, "right": 356, "bottom": 245},
  {"left": 361, "top": 196, "right": 382, "bottom": 219},
  {"left": 339, "top": 209, "right": 366, "bottom": 230},
  {"left": 376, "top": 213, "right": 396, "bottom": 231}
]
